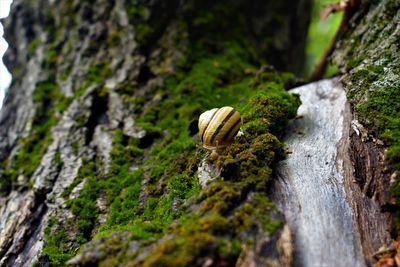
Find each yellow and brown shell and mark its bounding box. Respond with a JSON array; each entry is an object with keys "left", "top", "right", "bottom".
[{"left": 198, "top": 106, "right": 241, "bottom": 150}]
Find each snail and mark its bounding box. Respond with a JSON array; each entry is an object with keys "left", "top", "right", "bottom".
[{"left": 198, "top": 106, "right": 241, "bottom": 159}]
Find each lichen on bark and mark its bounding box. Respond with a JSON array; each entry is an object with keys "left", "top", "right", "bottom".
[{"left": 332, "top": 0, "right": 400, "bottom": 247}]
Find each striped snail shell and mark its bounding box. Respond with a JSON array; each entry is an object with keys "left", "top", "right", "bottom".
[{"left": 198, "top": 106, "right": 241, "bottom": 150}]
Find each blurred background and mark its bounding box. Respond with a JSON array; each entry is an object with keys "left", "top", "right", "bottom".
[
  {"left": 304, "top": 0, "right": 343, "bottom": 78},
  {"left": 0, "top": 0, "right": 342, "bottom": 110},
  {"left": 0, "top": 0, "right": 13, "bottom": 109}
]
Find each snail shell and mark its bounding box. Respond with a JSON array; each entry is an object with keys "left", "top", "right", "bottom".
[{"left": 198, "top": 106, "right": 241, "bottom": 150}]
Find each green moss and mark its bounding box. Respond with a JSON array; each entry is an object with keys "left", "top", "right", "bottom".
[
  {"left": 95, "top": 128, "right": 195, "bottom": 239},
  {"left": 54, "top": 150, "right": 64, "bottom": 170},
  {"left": 350, "top": 79, "right": 400, "bottom": 212},
  {"left": 62, "top": 134, "right": 144, "bottom": 245},
  {"left": 133, "top": 80, "right": 296, "bottom": 266},
  {"left": 45, "top": 49, "right": 59, "bottom": 68},
  {"left": 355, "top": 84, "right": 400, "bottom": 168},
  {"left": 27, "top": 39, "right": 40, "bottom": 57},
  {"left": 46, "top": 39, "right": 295, "bottom": 265},
  {"left": 336, "top": 0, "right": 400, "bottom": 232},
  {"left": 347, "top": 67, "right": 400, "bottom": 173},
  {"left": 346, "top": 55, "right": 367, "bottom": 71},
  {"left": 43, "top": 36, "right": 300, "bottom": 265},
  {"left": 37, "top": 1, "right": 303, "bottom": 264},
  {"left": 41, "top": 216, "right": 75, "bottom": 266},
  {"left": 0, "top": 160, "right": 12, "bottom": 193},
  {"left": 168, "top": 173, "right": 201, "bottom": 200},
  {"left": 1, "top": 81, "right": 72, "bottom": 193},
  {"left": 75, "top": 64, "right": 110, "bottom": 98},
  {"left": 126, "top": 4, "right": 154, "bottom": 46},
  {"left": 67, "top": 159, "right": 100, "bottom": 244},
  {"left": 141, "top": 214, "right": 229, "bottom": 267},
  {"left": 0, "top": 10, "right": 79, "bottom": 193}
]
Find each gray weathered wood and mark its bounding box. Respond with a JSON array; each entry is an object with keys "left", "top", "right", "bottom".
[{"left": 271, "top": 78, "right": 392, "bottom": 266}]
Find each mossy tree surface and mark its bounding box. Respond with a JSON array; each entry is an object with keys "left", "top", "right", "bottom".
[
  {"left": 41, "top": 45, "right": 300, "bottom": 265},
  {"left": 332, "top": 0, "right": 400, "bottom": 231},
  {"left": 54, "top": 75, "right": 299, "bottom": 266},
  {"left": 1, "top": 0, "right": 307, "bottom": 266}
]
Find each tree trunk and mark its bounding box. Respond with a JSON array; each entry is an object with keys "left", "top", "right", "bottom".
[
  {"left": 0, "top": 0, "right": 398, "bottom": 266},
  {"left": 272, "top": 2, "right": 400, "bottom": 264},
  {"left": 0, "top": 0, "right": 310, "bottom": 266},
  {"left": 331, "top": 0, "right": 400, "bottom": 264}
]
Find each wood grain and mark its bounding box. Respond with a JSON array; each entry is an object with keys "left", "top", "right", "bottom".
[{"left": 271, "top": 78, "right": 392, "bottom": 266}]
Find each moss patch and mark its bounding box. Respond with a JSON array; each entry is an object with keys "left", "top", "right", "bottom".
[
  {"left": 45, "top": 41, "right": 299, "bottom": 265},
  {"left": 0, "top": 81, "right": 72, "bottom": 194},
  {"left": 134, "top": 78, "right": 298, "bottom": 266},
  {"left": 92, "top": 66, "right": 296, "bottom": 266},
  {"left": 0, "top": 0, "right": 109, "bottom": 194},
  {"left": 39, "top": 216, "right": 75, "bottom": 266},
  {"left": 333, "top": 0, "right": 400, "bottom": 232},
  {"left": 35, "top": 0, "right": 302, "bottom": 265}
]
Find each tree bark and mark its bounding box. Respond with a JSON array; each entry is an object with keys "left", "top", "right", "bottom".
[
  {"left": 332, "top": 0, "right": 400, "bottom": 264},
  {"left": 0, "top": 0, "right": 310, "bottom": 266},
  {"left": 0, "top": 0, "right": 398, "bottom": 266}
]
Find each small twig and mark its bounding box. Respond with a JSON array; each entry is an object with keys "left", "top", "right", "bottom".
[{"left": 309, "top": 0, "right": 361, "bottom": 82}]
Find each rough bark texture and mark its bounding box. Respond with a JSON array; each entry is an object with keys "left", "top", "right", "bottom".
[
  {"left": 273, "top": 79, "right": 366, "bottom": 267},
  {"left": 331, "top": 0, "right": 400, "bottom": 264},
  {"left": 0, "top": 0, "right": 310, "bottom": 266},
  {"left": 272, "top": 78, "right": 392, "bottom": 266},
  {"left": 1, "top": 0, "right": 398, "bottom": 266},
  {"left": 332, "top": 0, "right": 400, "bottom": 248}
]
